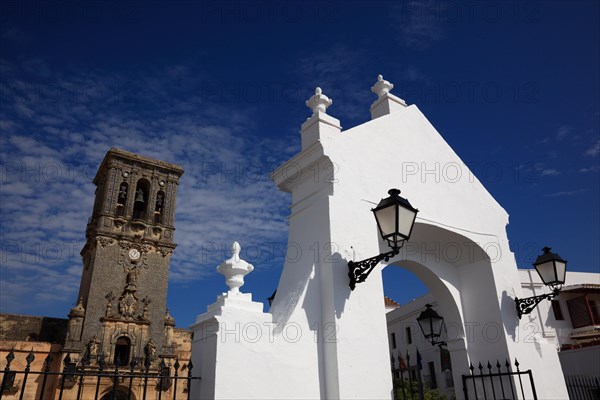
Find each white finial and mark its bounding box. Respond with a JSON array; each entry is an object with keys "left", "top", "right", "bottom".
[
  {"left": 371, "top": 74, "right": 394, "bottom": 98},
  {"left": 217, "top": 242, "right": 254, "bottom": 294},
  {"left": 306, "top": 87, "right": 333, "bottom": 115},
  {"left": 232, "top": 241, "right": 241, "bottom": 262}
]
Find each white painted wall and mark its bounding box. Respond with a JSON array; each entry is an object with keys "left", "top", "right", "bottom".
[{"left": 190, "top": 78, "right": 571, "bottom": 399}]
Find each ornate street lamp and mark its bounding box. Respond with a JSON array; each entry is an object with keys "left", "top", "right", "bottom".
[
  {"left": 348, "top": 188, "right": 418, "bottom": 290},
  {"left": 515, "top": 246, "right": 567, "bottom": 319},
  {"left": 417, "top": 304, "right": 446, "bottom": 347}
]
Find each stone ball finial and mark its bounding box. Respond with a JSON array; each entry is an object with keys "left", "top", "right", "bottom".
[
  {"left": 306, "top": 87, "right": 333, "bottom": 115},
  {"left": 371, "top": 74, "right": 394, "bottom": 98},
  {"left": 217, "top": 242, "right": 254, "bottom": 294}
]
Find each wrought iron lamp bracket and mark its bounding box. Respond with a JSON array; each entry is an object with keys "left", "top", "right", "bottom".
[
  {"left": 515, "top": 288, "right": 560, "bottom": 319},
  {"left": 348, "top": 245, "right": 402, "bottom": 291}
]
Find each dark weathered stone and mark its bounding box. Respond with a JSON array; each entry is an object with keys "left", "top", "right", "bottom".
[
  {"left": 0, "top": 314, "right": 68, "bottom": 343},
  {"left": 69, "top": 148, "right": 184, "bottom": 363}
]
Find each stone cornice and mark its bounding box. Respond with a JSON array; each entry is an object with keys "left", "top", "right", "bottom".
[{"left": 93, "top": 148, "right": 184, "bottom": 185}]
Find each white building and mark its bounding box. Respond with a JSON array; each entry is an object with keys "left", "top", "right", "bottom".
[
  {"left": 518, "top": 270, "right": 600, "bottom": 376},
  {"left": 386, "top": 293, "right": 456, "bottom": 398},
  {"left": 190, "top": 76, "right": 571, "bottom": 399},
  {"left": 386, "top": 270, "right": 600, "bottom": 398}
]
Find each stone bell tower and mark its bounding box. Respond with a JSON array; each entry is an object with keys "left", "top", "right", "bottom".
[{"left": 64, "top": 148, "right": 184, "bottom": 367}]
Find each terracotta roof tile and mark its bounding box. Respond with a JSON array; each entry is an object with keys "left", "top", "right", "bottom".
[{"left": 384, "top": 296, "right": 400, "bottom": 308}]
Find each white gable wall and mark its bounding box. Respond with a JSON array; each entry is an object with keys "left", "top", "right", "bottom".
[
  {"left": 191, "top": 85, "right": 569, "bottom": 399},
  {"left": 271, "top": 102, "right": 568, "bottom": 398}
]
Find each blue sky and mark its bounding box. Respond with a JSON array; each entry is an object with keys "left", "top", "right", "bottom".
[{"left": 1, "top": 1, "right": 598, "bottom": 328}]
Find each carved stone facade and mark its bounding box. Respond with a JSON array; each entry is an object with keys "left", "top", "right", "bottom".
[
  {"left": 0, "top": 148, "right": 190, "bottom": 400},
  {"left": 66, "top": 148, "right": 184, "bottom": 366}
]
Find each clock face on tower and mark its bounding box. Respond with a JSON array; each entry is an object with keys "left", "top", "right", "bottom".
[{"left": 129, "top": 248, "right": 141, "bottom": 261}]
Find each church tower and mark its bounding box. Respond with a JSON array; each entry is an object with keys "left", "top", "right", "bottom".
[{"left": 65, "top": 148, "right": 184, "bottom": 367}]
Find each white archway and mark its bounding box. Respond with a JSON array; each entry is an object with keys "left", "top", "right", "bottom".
[{"left": 190, "top": 81, "right": 569, "bottom": 400}]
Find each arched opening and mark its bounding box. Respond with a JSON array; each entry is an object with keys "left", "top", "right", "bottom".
[
  {"left": 114, "top": 336, "right": 131, "bottom": 366},
  {"left": 154, "top": 190, "right": 165, "bottom": 223},
  {"left": 132, "top": 179, "right": 150, "bottom": 220},
  {"left": 116, "top": 182, "right": 128, "bottom": 216},
  {"left": 101, "top": 388, "right": 133, "bottom": 400},
  {"left": 383, "top": 266, "right": 456, "bottom": 397},
  {"left": 380, "top": 222, "right": 497, "bottom": 400}
]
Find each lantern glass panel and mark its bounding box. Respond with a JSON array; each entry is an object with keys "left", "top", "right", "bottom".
[
  {"left": 431, "top": 317, "right": 443, "bottom": 338},
  {"left": 420, "top": 319, "right": 433, "bottom": 337},
  {"left": 553, "top": 261, "right": 567, "bottom": 284},
  {"left": 397, "top": 206, "right": 418, "bottom": 239},
  {"left": 535, "top": 260, "right": 557, "bottom": 285},
  {"left": 374, "top": 205, "right": 396, "bottom": 238}
]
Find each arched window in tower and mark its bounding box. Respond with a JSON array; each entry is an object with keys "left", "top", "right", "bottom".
[
  {"left": 113, "top": 336, "right": 131, "bottom": 366},
  {"left": 132, "top": 179, "right": 150, "bottom": 220},
  {"left": 116, "top": 182, "right": 128, "bottom": 216},
  {"left": 154, "top": 191, "right": 165, "bottom": 223}
]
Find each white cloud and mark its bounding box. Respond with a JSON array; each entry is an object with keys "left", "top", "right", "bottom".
[
  {"left": 0, "top": 62, "right": 296, "bottom": 312},
  {"left": 579, "top": 166, "right": 600, "bottom": 173},
  {"left": 544, "top": 189, "right": 587, "bottom": 197},
  {"left": 390, "top": 1, "right": 446, "bottom": 49},
  {"left": 556, "top": 125, "right": 571, "bottom": 141},
  {"left": 540, "top": 168, "right": 560, "bottom": 176},
  {"left": 584, "top": 139, "right": 600, "bottom": 157}
]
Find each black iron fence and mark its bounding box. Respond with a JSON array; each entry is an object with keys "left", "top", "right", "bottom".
[
  {"left": 391, "top": 352, "right": 427, "bottom": 400},
  {"left": 462, "top": 359, "right": 537, "bottom": 400},
  {"left": 0, "top": 350, "right": 201, "bottom": 400},
  {"left": 565, "top": 375, "right": 600, "bottom": 400}
]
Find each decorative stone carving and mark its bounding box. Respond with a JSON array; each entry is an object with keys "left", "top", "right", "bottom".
[
  {"left": 306, "top": 87, "right": 332, "bottom": 115},
  {"left": 164, "top": 308, "right": 175, "bottom": 326},
  {"left": 217, "top": 242, "right": 254, "bottom": 294},
  {"left": 69, "top": 297, "right": 85, "bottom": 318},
  {"left": 118, "top": 291, "right": 138, "bottom": 319},
  {"left": 158, "top": 247, "right": 173, "bottom": 257},
  {"left": 97, "top": 236, "right": 115, "bottom": 248},
  {"left": 87, "top": 335, "right": 100, "bottom": 357},
  {"left": 66, "top": 298, "right": 85, "bottom": 342},
  {"left": 105, "top": 291, "right": 115, "bottom": 317},
  {"left": 139, "top": 296, "right": 151, "bottom": 321},
  {"left": 125, "top": 267, "right": 139, "bottom": 290},
  {"left": 144, "top": 339, "right": 157, "bottom": 359}
]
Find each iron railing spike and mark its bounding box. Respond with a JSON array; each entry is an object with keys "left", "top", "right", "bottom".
[
  {"left": 6, "top": 349, "right": 15, "bottom": 365},
  {"left": 26, "top": 349, "right": 35, "bottom": 366}
]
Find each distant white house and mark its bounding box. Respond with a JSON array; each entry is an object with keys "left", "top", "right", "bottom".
[
  {"left": 517, "top": 270, "right": 600, "bottom": 376},
  {"left": 386, "top": 293, "right": 455, "bottom": 398},
  {"left": 386, "top": 270, "right": 600, "bottom": 398}
]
